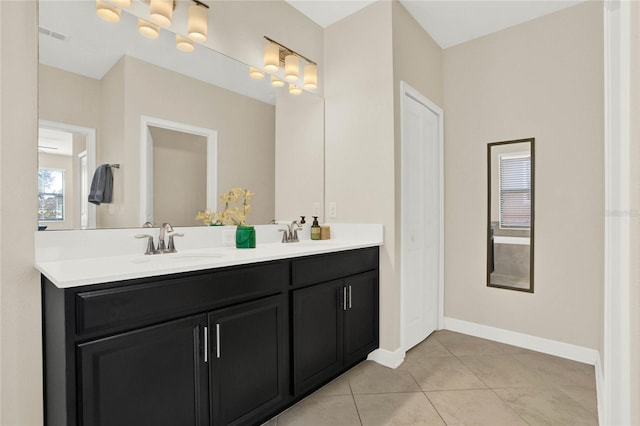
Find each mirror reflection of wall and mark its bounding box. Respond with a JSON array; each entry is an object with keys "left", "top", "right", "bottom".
[
  {"left": 150, "top": 126, "right": 207, "bottom": 227},
  {"left": 487, "top": 138, "right": 534, "bottom": 292}
]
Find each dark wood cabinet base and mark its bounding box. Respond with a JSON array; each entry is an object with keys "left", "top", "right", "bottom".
[{"left": 43, "top": 247, "right": 379, "bottom": 425}]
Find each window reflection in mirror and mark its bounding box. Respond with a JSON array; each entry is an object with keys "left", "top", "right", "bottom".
[{"left": 487, "top": 138, "right": 535, "bottom": 292}]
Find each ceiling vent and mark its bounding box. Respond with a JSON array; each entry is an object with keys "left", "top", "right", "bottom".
[{"left": 39, "top": 26, "right": 67, "bottom": 41}]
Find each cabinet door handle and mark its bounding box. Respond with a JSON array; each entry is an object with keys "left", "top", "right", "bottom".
[
  {"left": 343, "top": 286, "right": 347, "bottom": 311},
  {"left": 348, "top": 285, "right": 352, "bottom": 309},
  {"left": 203, "top": 326, "right": 208, "bottom": 363},
  {"left": 216, "top": 323, "right": 221, "bottom": 359}
]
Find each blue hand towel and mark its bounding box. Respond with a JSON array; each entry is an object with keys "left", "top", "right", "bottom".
[{"left": 88, "top": 164, "right": 113, "bottom": 205}]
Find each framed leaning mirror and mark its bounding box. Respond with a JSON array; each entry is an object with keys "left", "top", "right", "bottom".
[{"left": 487, "top": 138, "right": 535, "bottom": 292}]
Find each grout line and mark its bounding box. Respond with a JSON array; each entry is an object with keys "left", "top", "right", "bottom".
[
  {"left": 347, "top": 372, "right": 364, "bottom": 425},
  {"left": 406, "top": 369, "right": 425, "bottom": 392},
  {"left": 488, "top": 387, "right": 532, "bottom": 426},
  {"left": 422, "top": 391, "right": 449, "bottom": 425}
]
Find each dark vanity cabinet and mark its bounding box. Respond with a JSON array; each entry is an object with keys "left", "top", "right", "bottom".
[
  {"left": 42, "top": 247, "right": 379, "bottom": 426},
  {"left": 208, "top": 294, "right": 288, "bottom": 425},
  {"left": 77, "top": 314, "right": 210, "bottom": 426},
  {"left": 291, "top": 248, "right": 379, "bottom": 396}
]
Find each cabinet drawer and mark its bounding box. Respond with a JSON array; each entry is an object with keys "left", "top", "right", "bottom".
[
  {"left": 291, "top": 247, "right": 379, "bottom": 288},
  {"left": 75, "top": 261, "right": 288, "bottom": 336}
]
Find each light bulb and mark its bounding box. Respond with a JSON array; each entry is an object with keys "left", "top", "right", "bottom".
[
  {"left": 264, "top": 43, "right": 280, "bottom": 73},
  {"left": 138, "top": 18, "right": 159, "bottom": 39},
  {"left": 150, "top": 0, "right": 173, "bottom": 27},
  {"left": 303, "top": 64, "right": 317, "bottom": 90},
  {"left": 285, "top": 54, "right": 299, "bottom": 83},
  {"left": 289, "top": 84, "right": 302, "bottom": 95},
  {"left": 96, "top": 0, "right": 121, "bottom": 23},
  {"left": 176, "top": 35, "right": 195, "bottom": 52},
  {"left": 249, "top": 67, "right": 265, "bottom": 79},
  {"left": 188, "top": 4, "right": 207, "bottom": 42}
]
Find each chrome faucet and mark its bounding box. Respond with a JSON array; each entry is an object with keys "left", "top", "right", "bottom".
[
  {"left": 135, "top": 223, "right": 182, "bottom": 255},
  {"left": 157, "top": 222, "right": 174, "bottom": 253},
  {"left": 279, "top": 220, "right": 302, "bottom": 243},
  {"left": 166, "top": 232, "right": 184, "bottom": 253},
  {"left": 135, "top": 234, "right": 157, "bottom": 255}
]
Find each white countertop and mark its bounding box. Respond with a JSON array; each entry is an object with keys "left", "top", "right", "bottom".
[{"left": 35, "top": 224, "right": 383, "bottom": 289}]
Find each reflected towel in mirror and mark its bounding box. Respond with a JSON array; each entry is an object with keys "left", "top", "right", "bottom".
[{"left": 88, "top": 164, "right": 113, "bottom": 205}]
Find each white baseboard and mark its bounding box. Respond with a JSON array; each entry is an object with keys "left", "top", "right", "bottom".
[
  {"left": 594, "top": 352, "right": 604, "bottom": 426},
  {"left": 367, "top": 347, "right": 405, "bottom": 369},
  {"left": 443, "top": 317, "right": 600, "bottom": 364}
]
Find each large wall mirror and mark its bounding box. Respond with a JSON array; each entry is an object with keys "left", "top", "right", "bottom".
[
  {"left": 37, "top": 1, "right": 324, "bottom": 230},
  {"left": 487, "top": 138, "right": 535, "bottom": 292}
]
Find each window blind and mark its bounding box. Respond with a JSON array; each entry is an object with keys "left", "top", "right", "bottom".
[{"left": 499, "top": 154, "right": 531, "bottom": 229}]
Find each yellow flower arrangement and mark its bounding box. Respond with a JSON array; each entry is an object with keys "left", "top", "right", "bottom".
[{"left": 196, "top": 187, "right": 255, "bottom": 226}]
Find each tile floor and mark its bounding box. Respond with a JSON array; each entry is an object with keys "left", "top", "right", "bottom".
[{"left": 266, "top": 330, "right": 598, "bottom": 425}]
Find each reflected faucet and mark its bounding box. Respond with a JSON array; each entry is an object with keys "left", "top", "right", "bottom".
[{"left": 157, "top": 222, "right": 174, "bottom": 252}]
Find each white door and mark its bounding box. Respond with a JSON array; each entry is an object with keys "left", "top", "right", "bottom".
[{"left": 401, "top": 82, "right": 443, "bottom": 351}]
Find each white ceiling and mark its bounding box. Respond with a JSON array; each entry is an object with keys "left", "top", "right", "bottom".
[
  {"left": 286, "top": 0, "right": 586, "bottom": 49},
  {"left": 39, "top": 1, "right": 278, "bottom": 105},
  {"left": 38, "top": 128, "right": 73, "bottom": 156}
]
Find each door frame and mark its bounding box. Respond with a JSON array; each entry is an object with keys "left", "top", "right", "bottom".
[
  {"left": 602, "top": 1, "right": 632, "bottom": 423},
  {"left": 399, "top": 81, "right": 444, "bottom": 351},
  {"left": 140, "top": 115, "right": 218, "bottom": 225},
  {"left": 38, "top": 120, "right": 97, "bottom": 229}
]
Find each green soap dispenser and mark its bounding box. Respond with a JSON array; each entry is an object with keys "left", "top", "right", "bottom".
[{"left": 310, "top": 216, "right": 321, "bottom": 240}]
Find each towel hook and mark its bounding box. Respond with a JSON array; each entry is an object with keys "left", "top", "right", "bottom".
[{"left": 108, "top": 164, "right": 120, "bottom": 169}]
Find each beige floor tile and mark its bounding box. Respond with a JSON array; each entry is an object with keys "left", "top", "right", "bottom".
[
  {"left": 405, "top": 337, "right": 454, "bottom": 360},
  {"left": 312, "top": 373, "right": 353, "bottom": 396},
  {"left": 261, "top": 417, "right": 278, "bottom": 426},
  {"left": 401, "top": 356, "right": 487, "bottom": 391},
  {"left": 355, "top": 392, "right": 445, "bottom": 426},
  {"left": 557, "top": 385, "right": 599, "bottom": 416},
  {"left": 459, "top": 354, "right": 545, "bottom": 388},
  {"left": 276, "top": 332, "right": 600, "bottom": 425},
  {"left": 512, "top": 353, "right": 596, "bottom": 389},
  {"left": 426, "top": 389, "right": 527, "bottom": 425},
  {"left": 277, "top": 395, "right": 361, "bottom": 426},
  {"left": 494, "top": 387, "right": 599, "bottom": 425},
  {"left": 348, "top": 361, "right": 421, "bottom": 394}
]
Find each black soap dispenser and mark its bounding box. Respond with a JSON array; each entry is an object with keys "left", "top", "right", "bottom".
[{"left": 310, "top": 216, "right": 321, "bottom": 240}]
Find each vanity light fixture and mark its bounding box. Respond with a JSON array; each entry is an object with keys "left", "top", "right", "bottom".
[
  {"left": 176, "top": 34, "right": 195, "bottom": 52},
  {"left": 98, "top": 0, "right": 210, "bottom": 50},
  {"left": 150, "top": 0, "right": 173, "bottom": 27},
  {"left": 96, "top": 0, "right": 121, "bottom": 23},
  {"left": 303, "top": 64, "right": 317, "bottom": 90},
  {"left": 249, "top": 67, "right": 265, "bottom": 79},
  {"left": 188, "top": 0, "right": 209, "bottom": 43},
  {"left": 271, "top": 76, "right": 285, "bottom": 87},
  {"left": 262, "top": 36, "right": 318, "bottom": 91},
  {"left": 138, "top": 18, "right": 160, "bottom": 39},
  {"left": 289, "top": 84, "right": 302, "bottom": 95}
]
